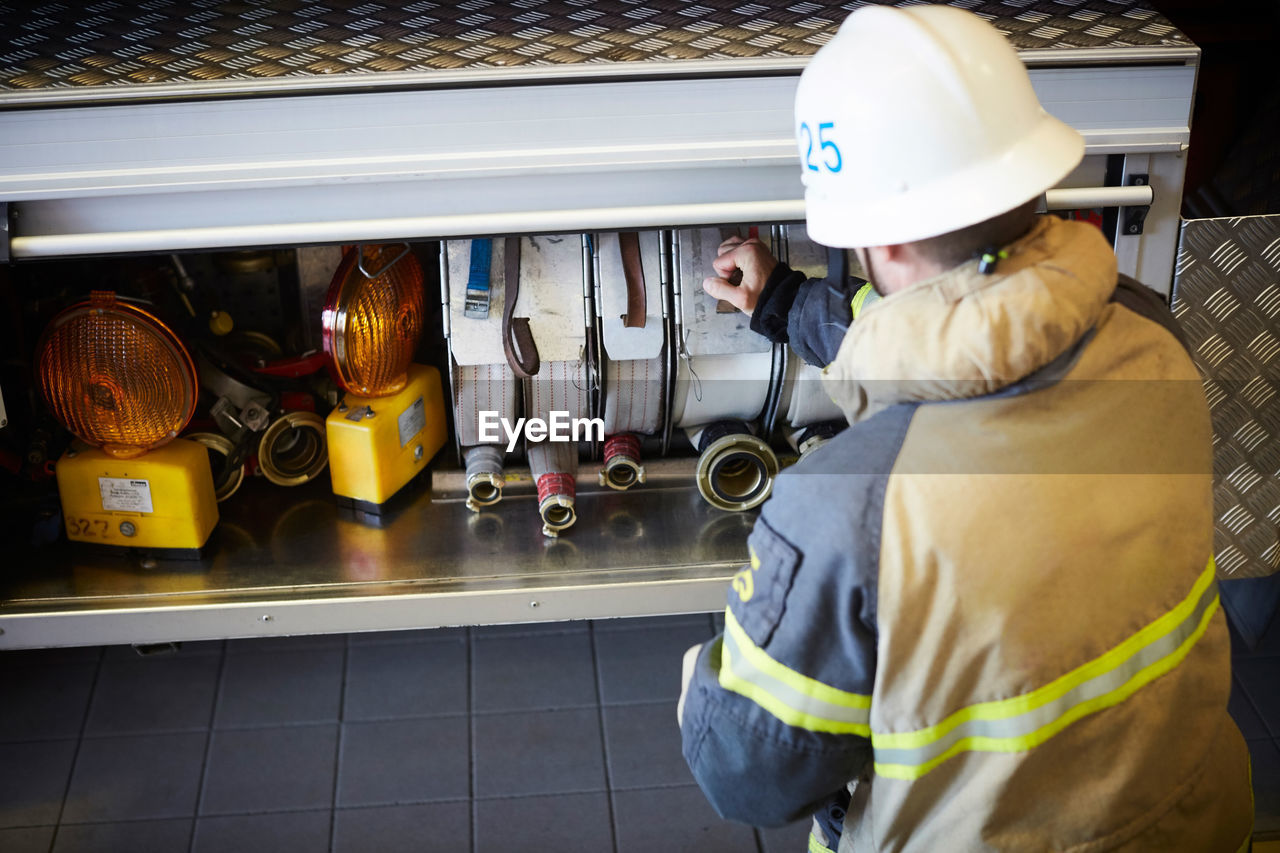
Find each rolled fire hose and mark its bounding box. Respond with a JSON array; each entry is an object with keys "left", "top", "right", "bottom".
[
  {"left": 672, "top": 351, "right": 778, "bottom": 511},
  {"left": 529, "top": 440, "right": 577, "bottom": 538},
  {"left": 453, "top": 362, "right": 519, "bottom": 512},
  {"left": 688, "top": 420, "right": 779, "bottom": 513},
  {"left": 524, "top": 359, "right": 589, "bottom": 537},
  {"left": 258, "top": 411, "right": 329, "bottom": 487},
  {"left": 599, "top": 356, "right": 664, "bottom": 491}
]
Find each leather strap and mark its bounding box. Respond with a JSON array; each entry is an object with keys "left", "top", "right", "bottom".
[
  {"left": 502, "top": 237, "right": 540, "bottom": 379},
  {"left": 618, "top": 231, "right": 647, "bottom": 329}
]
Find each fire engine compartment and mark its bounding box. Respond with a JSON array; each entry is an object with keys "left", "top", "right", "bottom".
[{"left": 0, "top": 1, "right": 1200, "bottom": 649}]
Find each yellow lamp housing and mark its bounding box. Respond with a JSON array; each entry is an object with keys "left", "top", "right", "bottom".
[
  {"left": 326, "top": 363, "right": 447, "bottom": 511},
  {"left": 322, "top": 245, "right": 445, "bottom": 511},
  {"left": 37, "top": 292, "right": 219, "bottom": 555},
  {"left": 55, "top": 439, "right": 219, "bottom": 556}
]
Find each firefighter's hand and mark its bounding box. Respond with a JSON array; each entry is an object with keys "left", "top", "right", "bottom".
[
  {"left": 702, "top": 237, "right": 777, "bottom": 316},
  {"left": 677, "top": 642, "right": 703, "bottom": 727}
]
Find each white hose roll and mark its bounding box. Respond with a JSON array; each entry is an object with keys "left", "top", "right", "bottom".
[
  {"left": 602, "top": 356, "right": 665, "bottom": 436},
  {"left": 782, "top": 358, "right": 844, "bottom": 428},
  {"left": 453, "top": 362, "right": 519, "bottom": 447},
  {"left": 523, "top": 359, "right": 590, "bottom": 422},
  {"left": 671, "top": 351, "right": 774, "bottom": 430}
]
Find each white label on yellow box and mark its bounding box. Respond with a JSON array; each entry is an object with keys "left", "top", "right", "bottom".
[
  {"left": 98, "top": 477, "right": 153, "bottom": 513},
  {"left": 398, "top": 397, "right": 426, "bottom": 447}
]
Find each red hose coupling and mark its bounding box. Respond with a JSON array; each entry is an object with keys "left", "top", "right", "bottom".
[
  {"left": 536, "top": 472, "right": 577, "bottom": 537},
  {"left": 600, "top": 433, "right": 646, "bottom": 491}
]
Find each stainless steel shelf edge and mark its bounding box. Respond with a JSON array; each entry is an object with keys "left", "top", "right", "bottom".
[
  {"left": 10, "top": 200, "right": 808, "bottom": 258},
  {"left": 0, "top": 574, "right": 733, "bottom": 649},
  {"left": 8, "top": 188, "right": 1156, "bottom": 258}
]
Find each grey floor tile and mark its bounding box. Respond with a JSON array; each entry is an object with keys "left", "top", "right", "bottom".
[
  {"left": 0, "top": 662, "right": 97, "bottom": 741},
  {"left": 604, "top": 702, "right": 695, "bottom": 789},
  {"left": 472, "top": 631, "right": 596, "bottom": 712},
  {"left": 0, "top": 825, "right": 56, "bottom": 853},
  {"left": 62, "top": 732, "right": 205, "bottom": 824},
  {"left": 0, "top": 647, "right": 100, "bottom": 669},
  {"left": 757, "top": 819, "right": 812, "bottom": 853},
  {"left": 0, "top": 740, "right": 77, "bottom": 828},
  {"left": 193, "top": 809, "right": 331, "bottom": 853},
  {"left": 473, "top": 708, "right": 605, "bottom": 798},
  {"left": 52, "top": 818, "right": 192, "bottom": 853},
  {"left": 594, "top": 614, "right": 712, "bottom": 633},
  {"left": 348, "top": 627, "right": 466, "bottom": 645},
  {"left": 614, "top": 785, "right": 759, "bottom": 853},
  {"left": 1247, "top": 738, "right": 1280, "bottom": 833},
  {"left": 1235, "top": 657, "right": 1280, "bottom": 737},
  {"left": 226, "top": 633, "right": 346, "bottom": 655},
  {"left": 473, "top": 620, "right": 587, "bottom": 638},
  {"left": 1229, "top": 676, "right": 1270, "bottom": 740},
  {"left": 215, "top": 648, "right": 343, "bottom": 728},
  {"left": 594, "top": 625, "right": 713, "bottom": 705},
  {"left": 201, "top": 725, "right": 338, "bottom": 815},
  {"left": 344, "top": 639, "right": 466, "bottom": 721},
  {"left": 338, "top": 717, "right": 469, "bottom": 807},
  {"left": 85, "top": 654, "right": 220, "bottom": 735},
  {"left": 475, "top": 792, "right": 612, "bottom": 853},
  {"left": 333, "top": 802, "right": 469, "bottom": 852}
]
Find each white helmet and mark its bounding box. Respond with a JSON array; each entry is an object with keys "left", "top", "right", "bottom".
[{"left": 795, "top": 5, "right": 1084, "bottom": 248}]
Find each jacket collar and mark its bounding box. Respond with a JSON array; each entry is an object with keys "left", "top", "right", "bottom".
[{"left": 822, "top": 216, "right": 1118, "bottom": 423}]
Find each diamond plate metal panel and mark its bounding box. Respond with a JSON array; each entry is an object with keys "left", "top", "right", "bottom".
[
  {"left": 1173, "top": 215, "right": 1280, "bottom": 578},
  {"left": 0, "top": 1, "right": 1191, "bottom": 93}
]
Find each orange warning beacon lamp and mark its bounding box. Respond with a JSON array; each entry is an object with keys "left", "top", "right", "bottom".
[
  {"left": 37, "top": 292, "right": 218, "bottom": 555},
  {"left": 322, "top": 244, "right": 447, "bottom": 511}
]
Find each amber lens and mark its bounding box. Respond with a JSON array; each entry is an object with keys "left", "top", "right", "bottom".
[
  {"left": 37, "top": 293, "right": 197, "bottom": 458},
  {"left": 322, "top": 244, "right": 424, "bottom": 397}
]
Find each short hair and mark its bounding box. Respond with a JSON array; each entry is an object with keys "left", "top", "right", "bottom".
[{"left": 907, "top": 198, "right": 1039, "bottom": 269}]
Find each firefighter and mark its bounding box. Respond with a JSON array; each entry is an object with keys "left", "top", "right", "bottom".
[{"left": 677, "top": 5, "right": 1254, "bottom": 852}]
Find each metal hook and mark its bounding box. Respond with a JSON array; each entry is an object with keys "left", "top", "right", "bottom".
[
  {"left": 356, "top": 243, "right": 411, "bottom": 280},
  {"left": 570, "top": 345, "right": 600, "bottom": 393}
]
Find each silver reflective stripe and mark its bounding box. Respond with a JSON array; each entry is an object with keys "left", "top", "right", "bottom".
[
  {"left": 873, "top": 578, "right": 1218, "bottom": 768},
  {"left": 723, "top": 623, "right": 870, "bottom": 729}
]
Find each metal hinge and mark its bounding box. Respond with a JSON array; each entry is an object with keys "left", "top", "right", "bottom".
[{"left": 1122, "top": 174, "right": 1151, "bottom": 236}]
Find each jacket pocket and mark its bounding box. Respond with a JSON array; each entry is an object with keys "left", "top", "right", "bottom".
[{"left": 730, "top": 516, "right": 802, "bottom": 648}]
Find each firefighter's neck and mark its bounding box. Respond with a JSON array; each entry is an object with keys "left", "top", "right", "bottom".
[{"left": 856, "top": 245, "right": 948, "bottom": 296}]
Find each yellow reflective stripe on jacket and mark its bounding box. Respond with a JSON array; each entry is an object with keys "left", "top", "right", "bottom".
[
  {"left": 873, "top": 559, "right": 1220, "bottom": 780},
  {"left": 850, "top": 282, "right": 876, "bottom": 320},
  {"left": 719, "top": 608, "right": 871, "bottom": 736},
  {"left": 808, "top": 830, "right": 834, "bottom": 853}
]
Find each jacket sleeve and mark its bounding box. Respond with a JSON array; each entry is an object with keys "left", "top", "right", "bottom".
[
  {"left": 679, "top": 442, "right": 887, "bottom": 826},
  {"left": 749, "top": 262, "right": 867, "bottom": 367}
]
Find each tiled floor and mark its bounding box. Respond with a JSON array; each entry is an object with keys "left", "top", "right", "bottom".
[
  {"left": 0, "top": 612, "right": 1276, "bottom": 852},
  {"left": 0, "top": 614, "right": 812, "bottom": 853}
]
